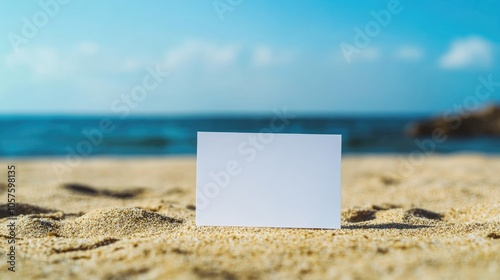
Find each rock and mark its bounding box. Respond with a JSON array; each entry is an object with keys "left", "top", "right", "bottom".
[{"left": 407, "top": 104, "right": 500, "bottom": 138}]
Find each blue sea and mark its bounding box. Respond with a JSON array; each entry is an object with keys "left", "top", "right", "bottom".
[{"left": 1, "top": 115, "right": 499, "bottom": 157}]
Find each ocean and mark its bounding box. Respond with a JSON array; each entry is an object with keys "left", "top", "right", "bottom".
[{"left": 1, "top": 115, "right": 499, "bottom": 157}]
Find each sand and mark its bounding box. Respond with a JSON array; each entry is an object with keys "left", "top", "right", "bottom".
[{"left": 0, "top": 155, "right": 499, "bottom": 279}]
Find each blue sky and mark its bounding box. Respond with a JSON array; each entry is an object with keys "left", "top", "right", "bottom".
[{"left": 0, "top": 0, "right": 499, "bottom": 115}]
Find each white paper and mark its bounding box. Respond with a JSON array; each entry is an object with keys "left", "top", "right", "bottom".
[{"left": 196, "top": 132, "right": 342, "bottom": 229}]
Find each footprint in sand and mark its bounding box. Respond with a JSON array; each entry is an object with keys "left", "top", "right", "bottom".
[
  {"left": 342, "top": 206, "right": 443, "bottom": 224},
  {"left": 342, "top": 209, "right": 377, "bottom": 223},
  {"left": 0, "top": 203, "right": 59, "bottom": 218},
  {"left": 62, "top": 183, "right": 146, "bottom": 199},
  {"left": 486, "top": 232, "right": 500, "bottom": 239},
  {"left": 52, "top": 238, "right": 120, "bottom": 253},
  {"left": 404, "top": 208, "right": 443, "bottom": 220}
]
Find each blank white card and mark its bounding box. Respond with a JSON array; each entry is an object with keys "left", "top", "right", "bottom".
[{"left": 196, "top": 132, "right": 342, "bottom": 229}]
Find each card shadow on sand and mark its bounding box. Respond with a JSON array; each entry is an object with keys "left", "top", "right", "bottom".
[{"left": 342, "top": 223, "right": 432, "bottom": 230}]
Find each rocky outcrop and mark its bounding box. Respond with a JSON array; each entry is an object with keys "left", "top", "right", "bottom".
[{"left": 408, "top": 105, "right": 500, "bottom": 137}]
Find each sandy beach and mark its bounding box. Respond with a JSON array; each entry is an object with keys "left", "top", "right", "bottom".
[{"left": 0, "top": 155, "right": 499, "bottom": 279}]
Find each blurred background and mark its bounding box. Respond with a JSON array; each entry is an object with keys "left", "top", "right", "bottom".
[{"left": 1, "top": 0, "right": 499, "bottom": 157}]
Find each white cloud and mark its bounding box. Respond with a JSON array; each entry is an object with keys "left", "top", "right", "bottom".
[
  {"left": 361, "top": 47, "right": 380, "bottom": 61},
  {"left": 438, "top": 36, "right": 494, "bottom": 69},
  {"left": 3, "top": 41, "right": 145, "bottom": 82},
  {"left": 162, "top": 40, "right": 297, "bottom": 70},
  {"left": 395, "top": 46, "right": 424, "bottom": 61},
  {"left": 335, "top": 47, "right": 381, "bottom": 63},
  {"left": 4, "top": 47, "right": 67, "bottom": 80},
  {"left": 123, "top": 58, "right": 145, "bottom": 71},
  {"left": 252, "top": 47, "right": 273, "bottom": 66},
  {"left": 164, "top": 40, "right": 240, "bottom": 69},
  {"left": 77, "top": 41, "right": 100, "bottom": 54},
  {"left": 251, "top": 46, "right": 296, "bottom": 67}
]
